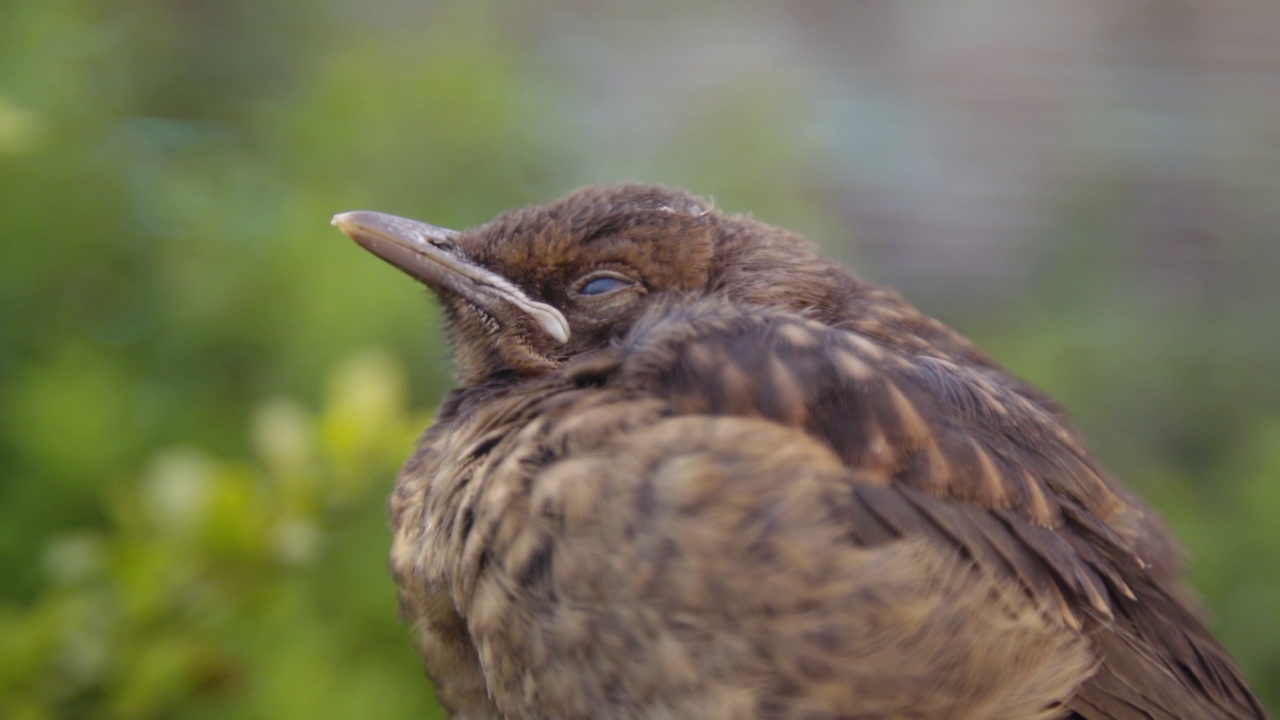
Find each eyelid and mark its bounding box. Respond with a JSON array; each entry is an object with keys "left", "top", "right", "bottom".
[{"left": 574, "top": 270, "right": 637, "bottom": 296}]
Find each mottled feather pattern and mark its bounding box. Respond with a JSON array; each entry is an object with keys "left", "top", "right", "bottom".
[
  {"left": 336, "top": 183, "right": 1267, "bottom": 719},
  {"left": 397, "top": 395, "right": 1096, "bottom": 719}
]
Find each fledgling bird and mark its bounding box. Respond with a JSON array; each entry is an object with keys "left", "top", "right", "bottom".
[{"left": 333, "top": 184, "right": 1267, "bottom": 720}]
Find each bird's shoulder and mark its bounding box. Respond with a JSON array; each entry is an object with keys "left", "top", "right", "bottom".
[
  {"left": 599, "top": 296, "right": 1265, "bottom": 719},
  {"left": 604, "top": 295, "right": 1165, "bottom": 577}
]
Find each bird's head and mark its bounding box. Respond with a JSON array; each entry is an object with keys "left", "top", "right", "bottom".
[{"left": 333, "top": 183, "right": 852, "bottom": 385}]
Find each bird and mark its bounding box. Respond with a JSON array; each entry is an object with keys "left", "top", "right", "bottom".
[{"left": 332, "top": 183, "right": 1267, "bottom": 720}]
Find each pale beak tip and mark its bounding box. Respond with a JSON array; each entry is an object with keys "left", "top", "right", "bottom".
[{"left": 331, "top": 211, "right": 358, "bottom": 230}]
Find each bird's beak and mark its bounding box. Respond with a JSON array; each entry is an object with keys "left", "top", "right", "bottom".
[{"left": 332, "top": 211, "right": 570, "bottom": 344}]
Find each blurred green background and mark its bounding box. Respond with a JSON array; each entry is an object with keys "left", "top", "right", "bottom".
[{"left": 1, "top": 1, "right": 1277, "bottom": 717}]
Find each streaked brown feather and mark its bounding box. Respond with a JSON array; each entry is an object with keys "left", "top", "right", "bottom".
[{"left": 609, "top": 297, "right": 1263, "bottom": 718}]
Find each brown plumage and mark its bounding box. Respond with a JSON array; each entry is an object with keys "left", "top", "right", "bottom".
[{"left": 333, "top": 184, "right": 1267, "bottom": 720}]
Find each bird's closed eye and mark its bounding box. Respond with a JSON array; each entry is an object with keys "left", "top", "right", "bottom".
[{"left": 577, "top": 273, "right": 634, "bottom": 296}]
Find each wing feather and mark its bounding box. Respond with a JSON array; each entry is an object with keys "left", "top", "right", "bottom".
[{"left": 607, "top": 299, "right": 1266, "bottom": 719}]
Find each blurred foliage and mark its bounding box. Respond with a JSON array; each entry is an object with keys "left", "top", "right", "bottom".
[
  {"left": 0, "top": 0, "right": 1276, "bottom": 717},
  {"left": 0, "top": 351, "right": 443, "bottom": 719}
]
